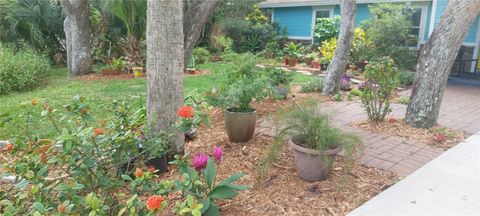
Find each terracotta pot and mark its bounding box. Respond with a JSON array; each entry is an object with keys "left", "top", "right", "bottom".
[
  {"left": 310, "top": 60, "right": 321, "bottom": 69},
  {"left": 224, "top": 108, "right": 256, "bottom": 142},
  {"left": 289, "top": 137, "right": 342, "bottom": 181},
  {"left": 283, "top": 56, "right": 289, "bottom": 65},
  {"left": 304, "top": 57, "right": 313, "bottom": 66},
  {"left": 288, "top": 58, "right": 297, "bottom": 67}
]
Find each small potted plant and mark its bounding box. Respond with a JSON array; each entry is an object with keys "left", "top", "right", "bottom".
[
  {"left": 266, "top": 68, "right": 294, "bottom": 99},
  {"left": 303, "top": 52, "right": 318, "bottom": 66},
  {"left": 320, "top": 57, "right": 330, "bottom": 71},
  {"left": 132, "top": 66, "right": 144, "bottom": 78},
  {"left": 275, "top": 100, "right": 362, "bottom": 181},
  {"left": 140, "top": 130, "right": 171, "bottom": 173},
  {"left": 283, "top": 42, "right": 303, "bottom": 67}
]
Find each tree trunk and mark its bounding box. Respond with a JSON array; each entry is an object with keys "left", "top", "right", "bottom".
[
  {"left": 183, "top": 0, "right": 220, "bottom": 68},
  {"left": 61, "top": 0, "right": 92, "bottom": 76},
  {"left": 146, "top": 0, "right": 185, "bottom": 152},
  {"left": 405, "top": 0, "right": 480, "bottom": 128},
  {"left": 322, "top": 0, "right": 356, "bottom": 95}
]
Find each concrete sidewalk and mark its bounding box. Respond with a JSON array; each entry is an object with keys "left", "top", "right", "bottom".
[{"left": 347, "top": 132, "right": 480, "bottom": 216}]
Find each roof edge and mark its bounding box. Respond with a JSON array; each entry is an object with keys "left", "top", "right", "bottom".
[{"left": 257, "top": 0, "right": 432, "bottom": 8}]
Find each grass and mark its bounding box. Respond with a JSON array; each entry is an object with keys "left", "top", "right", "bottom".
[{"left": 0, "top": 62, "right": 315, "bottom": 139}]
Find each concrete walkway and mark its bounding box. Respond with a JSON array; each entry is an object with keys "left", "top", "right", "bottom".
[{"left": 347, "top": 132, "right": 480, "bottom": 216}]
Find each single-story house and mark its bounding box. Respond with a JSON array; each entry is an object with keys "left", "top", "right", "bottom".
[{"left": 258, "top": 0, "right": 480, "bottom": 72}]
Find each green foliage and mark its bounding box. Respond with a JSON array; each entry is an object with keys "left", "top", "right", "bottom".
[
  {"left": 176, "top": 95, "right": 212, "bottom": 133},
  {"left": 245, "top": 5, "right": 269, "bottom": 24},
  {"left": 265, "top": 68, "right": 294, "bottom": 86},
  {"left": 349, "top": 88, "right": 362, "bottom": 97},
  {"left": 313, "top": 16, "right": 340, "bottom": 43},
  {"left": 283, "top": 42, "right": 304, "bottom": 60},
  {"left": 110, "top": 56, "right": 127, "bottom": 71},
  {"left": 192, "top": 47, "right": 211, "bottom": 65},
  {"left": 350, "top": 28, "right": 372, "bottom": 62},
  {"left": 361, "top": 3, "right": 417, "bottom": 68},
  {"left": 397, "top": 95, "right": 410, "bottom": 105},
  {"left": 318, "top": 37, "right": 336, "bottom": 64},
  {"left": 398, "top": 70, "right": 415, "bottom": 86},
  {"left": 263, "top": 40, "right": 280, "bottom": 58},
  {"left": 360, "top": 57, "right": 399, "bottom": 122},
  {"left": 0, "top": 45, "right": 50, "bottom": 94},
  {"left": 301, "top": 78, "right": 324, "bottom": 93},
  {"left": 170, "top": 155, "right": 249, "bottom": 216}
]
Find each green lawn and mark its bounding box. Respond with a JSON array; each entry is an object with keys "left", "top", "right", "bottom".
[{"left": 0, "top": 62, "right": 314, "bottom": 139}]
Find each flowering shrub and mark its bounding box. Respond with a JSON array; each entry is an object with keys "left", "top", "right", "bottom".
[
  {"left": 340, "top": 74, "right": 351, "bottom": 91},
  {"left": 170, "top": 147, "right": 249, "bottom": 215},
  {"left": 176, "top": 95, "right": 211, "bottom": 133}
]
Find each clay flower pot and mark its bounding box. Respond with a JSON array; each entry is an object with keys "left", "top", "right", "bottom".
[
  {"left": 283, "top": 56, "right": 289, "bottom": 65},
  {"left": 288, "top": 58, "right": 297, "bottom": 67},
  {"left": 224, "top": 108, "right": 256, "bottom": 142},
  {"left": 310, "top": 60, "right": 321, "bottom": 69},
  {"left": 289, "top": 137, "right": 342, "bottom": 181}
]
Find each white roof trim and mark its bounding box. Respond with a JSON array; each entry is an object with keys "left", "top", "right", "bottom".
[{"left": 258, "top": 0, "right": 432, "bottom": 8}]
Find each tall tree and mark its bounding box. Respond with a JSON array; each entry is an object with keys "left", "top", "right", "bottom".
[
  {"left": 184, "top": 0, "right": 221, "bottom": 67},
  {"left": 405, "top": 0, "right": 480, "bottom": 128},
  {"left": 146, "top": 0, "right": 185, "bottom": 152},
  {"left": 322, "top": 0, "right": 356, "bottom": 95},
  {"left": 61, "top": 0, "right": 92, "bottom": 76}
]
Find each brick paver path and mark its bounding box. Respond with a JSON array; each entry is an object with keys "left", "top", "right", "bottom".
[{"left": 258, "top": 84, "right": 480, "bottom": 176}]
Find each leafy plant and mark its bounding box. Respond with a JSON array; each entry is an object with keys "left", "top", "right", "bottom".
[
  {"left": 318, "top": 37, "right": 336, "bottom": 64},
  {"left": 397, "top": 95, "right": 410, "bottom": 105},
  {"left": 170, "top": 150, "right": 249, "bottom": 216},
  {"left": 333, "top": 93, "right": 343, "bottom": 101},
  {"left": 313, "top": 16, "right": 340, "bottom": 43},
  {"left": 0, "top": 44, "right": 50, "bottom": 94},
  {"left": 176, "top": 95, "right": 211, "bottom": 133},
  {"left": 360, "top": 57, "right": 399, "bottom": 122},
  {"left": 301, "top": 78, "right": 324, "bottom": 93},
  {"left": 350, "top": 28, "right": 372, "bottom": 62},
  {"left": 283, "top": 42, "right": 304, "bottom": 60},
  {"left": 110, "top": 56, "right": 127, "bottom": 72},
  {"left": 265, "top": 68, "right": 294, "bottom": 86},
  {"left": 264, "top": 40, "right": 280, "bottom": 58},
  {"left": 192, "top": 47, "right": 211, "bottom": 65},
  {"left": 350, "top": 88, "right": 362, "bottom": 97},
  {"left": 398, "top": 70, "right": 415, "bottom": 86}
]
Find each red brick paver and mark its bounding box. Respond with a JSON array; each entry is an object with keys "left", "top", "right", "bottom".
[{"left": 258, "top": 84, "right": 480, "bottom": 177}]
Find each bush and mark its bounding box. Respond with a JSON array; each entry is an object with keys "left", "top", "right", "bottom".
[
  {"left": 265, "top": 68, "right": 294, "bottom": 86},
  {"left": 360, "top": 57, "right": 399, "bottom": 122},
  {"left": 361, "top": 4, "right": 417, "bottom": 68},
  {"left": 350, "top": 28, "right": 372, "bottom": 62},
  {"left": 0, "top": 45, "right": 50, "bottom": 94},
  {"left": 398, "top": 70, "right": 415, "bottom": 86},
  {"left": 313, "top": 16, "right": 340, "bottom": 43},
  {"left": 318, "top": 37, "right": 336, "bottom": 64},
  {"left": 192, "top": 47, "right": 211, "bottom": 65},
  {"left": 301, "top": 78, "right": 324, "bottom": 93}
]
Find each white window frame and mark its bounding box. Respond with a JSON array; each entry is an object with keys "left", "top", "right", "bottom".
[
  {"left": 409, "top": 3, "right": 429, "bottom": 49},
  {"left": 311, "top": 6, "right": 335, "bottom": 42}
]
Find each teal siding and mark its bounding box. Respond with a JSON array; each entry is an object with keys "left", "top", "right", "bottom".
[
  {"left": 356, "top": 4, "right": 371, "bottom": 25},
  {"left": 433, "top": 0, "right": 479, "bottom": 43},
  {"left": 334, "top": 5, "right": 340, "bottom": 16},
  {"left": 423, "top": 2, "right": 432, "bottom": 42},
  {"left": 273, "top": 7, "right": 312, "bottom": 37}
]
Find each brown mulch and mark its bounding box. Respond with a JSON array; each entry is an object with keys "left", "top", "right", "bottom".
[
  {"left": 0, "top": 87, "right": 399, "bottom": 215},
  {"left": 185, "top": 69, "right": 209, "bottom": 76},
  {"left": 76, "top": 73, "right": 136, "bottom": 81},
  {"left": 353, "top": 118, "right": 466, "bottom": 150}
]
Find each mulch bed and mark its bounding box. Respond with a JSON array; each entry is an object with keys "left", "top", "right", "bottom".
[
  {"left": 76, "top": 73, "right": 135, "bottom": 81},
  {"left": 0, "top": 87, "right": 399, "bottom": 215},
  {"left": 353, "top": 118, "right": 466, "bottom": 150}
]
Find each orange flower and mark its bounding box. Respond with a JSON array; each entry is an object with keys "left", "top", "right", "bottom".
[
  {"left": 134, "top": 168, "right": 143, "bottom": 178},
  {"left": 177, "top": 106, "right": 194, "bottom": 118},
  {"left": 5, "top": 143, "right": 13, "bottom": 151},
  {"left": 31, "top": 99, "right": 39, "bottom": 106},
  {"left": 58, "top": 203, "right": 67, "bottom": 213},
  {"left": 94, "top": 128, "right": 105, "bottom": 136},
  {"left": 146, "top": 195, "right": 164, "bottom": 211},
  {"left": 80, "top": 108, "right": 89, "bottom": 115},
  {"left": 148, "top": 165, "right": 156, "bottom": 173}
]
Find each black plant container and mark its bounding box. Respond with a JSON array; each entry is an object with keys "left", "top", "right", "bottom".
[{"left": 146, "top": 155, "right": 168, "bottom": 173}]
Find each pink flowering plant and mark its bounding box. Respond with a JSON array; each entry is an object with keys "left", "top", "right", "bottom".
[{"left": 170, "top": 147, "right": 248, "bottom": 215}]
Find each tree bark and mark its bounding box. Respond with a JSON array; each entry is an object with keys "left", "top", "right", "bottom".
[
  {"left": 405, "top": 0, "right": 480, "bottom": 128},
  {"left": 183, "top": 0, "right": 220, "bottom": 68},
  {"left": 146, "top": 0, "right": 185, "bottom": 152},
  {"left": 322, "top": 0, "right": 356, "bottom": 95},
  {"left": 61, "top": 0, "right": 92, "bottom": 76}
]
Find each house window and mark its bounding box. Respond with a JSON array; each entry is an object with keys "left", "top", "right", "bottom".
[
  {"left": 409, "top": 5, "right": 427, "bottom": 48},
  {"left": 315, "top": 10, "right": 331, "bottom": 19}
]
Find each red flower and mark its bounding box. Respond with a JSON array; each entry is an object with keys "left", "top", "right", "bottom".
[
  {"left": 94, "top": 128, "right": 105, "bottom": 136},
  {"left": 433, "top": 133, "right": 447, "bottom": 143},
  {"left": 134, "top": 168, "right": 143, "bottom": 178},
  {"left": 388, "top": 118, "right": 398, "bottom": 123},
  {"left": 146, "top": 195, "right": 164, "bottom": 211},
  {"left": 148, "top": 165, "right": 156, "bottom": 173},
  {"left": 177, "top": 106, "right": 194, "bottom": 118},
  {"left": 5, "top": 143, "right": 13, "bottom": 151},
  {"left": 58, "top": 203, "right": 67, "bottom": 213}
]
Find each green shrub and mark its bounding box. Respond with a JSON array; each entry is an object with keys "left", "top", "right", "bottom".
[
  {"left": 350, "top": 88, "right": 362, "bottom": 96},
  {"left": 313, "top": 16, "right": 340, "bottom": 44},
  {"left": 360, "top": 57, "right": 399, "bottom": 122},
  {"left": 301, "top": 78, "right": 324, "bottom": 93},
  {"left": 0, "top": 45, "right": 50, "bottom": 94},
  {"left": 361, "top": 3, "right": 417, "bottom": 68},
  {"left": 398, "top": 70, "right": 415, "bottom": 86},
  {"left": 192, "top": 47, "right": 211, "bottom": 65},
  {"left": 265, "top": 68, "right": 294, "bottom": 86},
  {"left": 397, "top": 95, "right": 410, "bottom": 105}
]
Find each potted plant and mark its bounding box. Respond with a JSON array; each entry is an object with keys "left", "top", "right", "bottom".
[
  {"left": 283, "top": 42, "right": 303, "bottom": 67},
  {"left": 132, "top": 66, "right": 144, "bottom": 78},
  {"left": 266, "top": 68, "right": 294, "bottom": 99},
  {"left": 275, "top": 100, "right": 361, "bottom": 181},
  {"left": 177, "top": 96, "right": 211, "bottom": 141},
  {"left": 320, "top": 57, "right": 330, "bottom": 70},
  {"left": 140, "top": 130, "right": 171, "bottom": 173},
  {"left": 303, "top": 52, "right": 318, "bottom": 66}
]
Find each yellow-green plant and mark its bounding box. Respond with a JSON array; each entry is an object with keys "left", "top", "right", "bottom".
[
  {"left": 319, "top": 37, "right": 336, "bottom": 64},
  {"left": 350, "top": 28, "right": 372, "bottom": 62}
]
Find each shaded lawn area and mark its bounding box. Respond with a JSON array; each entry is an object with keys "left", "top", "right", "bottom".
[{"left": 0, "top": 62, "right": 315, "bottom": 139}]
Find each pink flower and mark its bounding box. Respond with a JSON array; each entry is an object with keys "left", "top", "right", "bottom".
[
  {"left": 192, "top": 153, "right": 208, "bottom": 171},
  {"left": 213, "top": 147, "right": 222, "bottom": 162}
]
